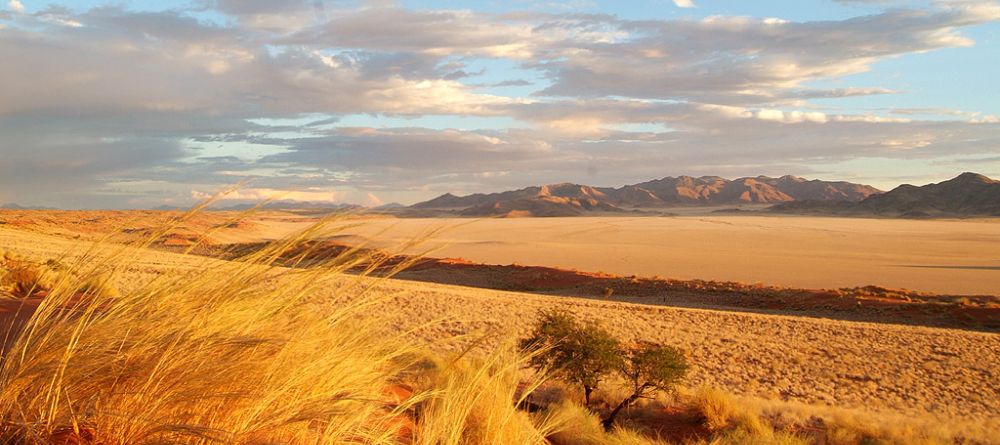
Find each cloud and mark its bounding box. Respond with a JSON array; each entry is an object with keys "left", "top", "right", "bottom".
[
  {"left": 673, "top": 0, "right": 696, "bottom": 8},
  {"left": 533, "top": 4, "right": 997, "bottom": 104},
  {"left": 190, "top": 187, "right": 342, "bottom": 202},
  {"left": 7, "top": 0, "right": 22, "bottom": 13},
  {"left": 0, "top": 1, "right": 998, "bottom": 207}
]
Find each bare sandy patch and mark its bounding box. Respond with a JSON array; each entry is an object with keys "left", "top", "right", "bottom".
[{"left": 321, "top": 215, "right": 1000, "bottom": 295}]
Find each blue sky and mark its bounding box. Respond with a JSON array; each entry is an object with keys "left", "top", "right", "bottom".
[{"left": 1, "top": 0, "right": 998, "bottom": 208}]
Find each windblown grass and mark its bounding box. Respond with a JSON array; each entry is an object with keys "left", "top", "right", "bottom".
[
  {"left": 0, "top": 209, "right": 996, "bottom": 445},
  {"left": 0, "top": 212, "right": 434, "bottom": 444},
  {"left": 413, "top": 345, "right": 563, "bottom": 445}
]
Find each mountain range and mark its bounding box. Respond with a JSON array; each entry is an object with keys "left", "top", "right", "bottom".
[
  {"left": 412, "top": 175, "right": 883, "bottom": 217},
  {"left": 771, "top": 172, "right": 1000, "bottom": 217}
]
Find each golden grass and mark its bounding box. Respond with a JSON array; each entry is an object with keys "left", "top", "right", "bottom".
[
  {"left": 0, "top": 223, "right": 424, "bottom": 443},
  {"left": 544, "top": 400, "right": 672, "bottom": 445},
  {"left": 413, "top": 345, "right": 561, "bottom": 445},
  {"left": 0, "top": 214, "right": 570, "bottom": 444},
  {"left": 0, "top": 213, "right": 997, "bottom": 444},
  {"left": 693, "top": 387, "right": 739, "bottom": 432}
]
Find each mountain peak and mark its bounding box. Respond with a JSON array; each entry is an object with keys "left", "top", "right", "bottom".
[
  {"left": 949, "top": 172, "right": 994, "bottom": 185},
  {"left": 411, "top": 174, "right": 881, "bottom": 215}
]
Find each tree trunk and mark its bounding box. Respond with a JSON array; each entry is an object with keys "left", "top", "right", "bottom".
[
  {"left": 601, "top": 392, "right": 640, "bottom": 430},
  {"left": 584, "top": 386, "right": 593, "bottom": 406}
]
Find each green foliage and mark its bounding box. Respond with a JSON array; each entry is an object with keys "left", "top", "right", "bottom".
[
  {"left": 602, "top": 343, "right": 689, "bottom": 429},
  {"left": 621, "top": 343, "right": 689, "bottom": 396},
  {"left": 520, "top": 310, "right": 622, "bottom": 406},
  {"left": 521, "top": 311, "right": 690, "bottom": 431}
]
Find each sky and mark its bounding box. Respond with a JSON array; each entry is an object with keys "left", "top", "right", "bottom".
[{"left": 1, "top": 0, "right": 999, "bottom": 208}]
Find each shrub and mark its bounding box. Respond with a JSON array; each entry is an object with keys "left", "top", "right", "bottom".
[
  {"left": 693, "top": 386, "right": 739, "bottom": 431},
  {"left": 415, "top": 345, "right": 562, "bottom": 445},
  {"left": 520, "top": 311, "right": 690, "bottom": 431},
  {"left": 545, "top": 400, "right": 671, "bottom": 445},
  {"left": 0, "top": 258, "right": 45, "bottom": 298},
  {"left": 601, "top": 343, "right": 689, "bottom": 430},
  {"left": 520, "top": 310, "right": 622, "bottom": 406}
]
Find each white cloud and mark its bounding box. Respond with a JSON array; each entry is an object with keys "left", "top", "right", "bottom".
[
  {"left": 1, "top": 2, "right": 998, "bottom": 207},
  {"left": 190, "top": 188, "right": 343, "bottom": 202},
  {"left": 673, "top": 0, "right": 696, "bottom": 8},
  {"left": 7, "top": 0, "right": 23, "bottom": 13}
]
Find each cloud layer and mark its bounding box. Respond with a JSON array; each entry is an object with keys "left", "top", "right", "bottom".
[{"left": 0, "top": 0, "right": 998, "bottom": 207}]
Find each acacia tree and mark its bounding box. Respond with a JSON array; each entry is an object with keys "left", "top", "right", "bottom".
[
  {"left": 521, "top": 312, "right": 690, "bottom": 429},
  {"left": 520, "top": 310, "right": 622, "bottom": 406},
  {"left": 601, "top": 344, "right": 689, "bottom": 430}
]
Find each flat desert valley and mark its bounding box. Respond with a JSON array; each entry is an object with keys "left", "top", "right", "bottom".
[{"left": 309, "top": 215, "right": 1000, "bottom": 295}]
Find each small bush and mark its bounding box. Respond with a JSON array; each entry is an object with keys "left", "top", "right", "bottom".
[
  {"left": 693, "top": 386, "right": 739, "bottom": 431},
  {"left": 545, "top": 400, "right": 671, "bottom": 445},
  {"left": 601, "top": 343, "right": 689, "bottom": 429},
  {"left": 0, "top": 258, "right": 45, "bottom": 298},
  {"left": 521, "top": 310, "right": 622, "bottom": 406},
  {"left": 415, "top": 346, "right": 561, "bottom": 445},
  {"left": 521, "top": 311, "right": 689, "bottom": 430}
]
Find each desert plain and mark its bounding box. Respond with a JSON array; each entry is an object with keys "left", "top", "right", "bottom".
[
  {"left": 319, "top": 215, "right": 1000, "bottom": 295},
  {"left": 1, "top": 210, "right": 998, "bottom": 435}
]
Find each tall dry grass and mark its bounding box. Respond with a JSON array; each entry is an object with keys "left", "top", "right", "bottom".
[
  {"left": 0, "top": 207, "right": 594, "bottom": 444},
  {"left": 0, "top": 207, "right": 996, "bottom": 445},
  {"left": 412, "top": 345, "right": 566, "bottom": 445},
  {"left": 0, "top": 215, "right": 427, "bottom": 443}
]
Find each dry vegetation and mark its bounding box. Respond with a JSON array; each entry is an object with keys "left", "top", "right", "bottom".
[{"left": 0, "top": 214, "right": 997, "bottom": 444}]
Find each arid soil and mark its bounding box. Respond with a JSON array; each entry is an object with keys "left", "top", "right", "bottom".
[
  {"left": 319, "top": 215, "right": 1000, "bottom": 295},
  {"left": 1, "top": 224, "right": 998, "bottom": 430},
  {"left": 4, "top": 210, "right": 999, "bottom": 295},
  {"left": 357, "top": 277, "right": 999, "bottom": 425},
  {"left": 181, "top": 239, "right": 1000, "bottom": 331}
]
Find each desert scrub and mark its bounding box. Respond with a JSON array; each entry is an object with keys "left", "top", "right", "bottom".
[
  {"left": 0, "top": 215, "right": 434, "bottom": 444},
  {"left": 0, "top": 254, "right": 64, "bottom": 298},
  {"left": 413, "top": 344, "right": 565, "bottom": 445},
  {"left": 520, "top": 310, "right": 690, "bottom": 430},
  {"left": 521, "top": 310, "right": 622, "bottom": 406},
  {"left": 544, "top": 400, "right": 671, "bottom": 445},
  {"left": 0, "top": 213, "right": 595, "bottom": 445},
  {"left": 693, "top": 386, "right": 741, "bottom": 431}
]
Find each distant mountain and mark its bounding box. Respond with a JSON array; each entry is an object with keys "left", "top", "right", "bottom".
[
  {"left": 772, "top": 172, "right": 1000, "bottom": 217},
  {"left": 621, "top": 175, "right": 879, "bottom": 206},
  {"left": 412, "top": 175, "right": 882, "bottom": 217},
  {"left": 373, "top": 202, "right": 406, "bottom": 210},
  {"left": 0, "top": 203, "right": 56, "bottom": 210}
]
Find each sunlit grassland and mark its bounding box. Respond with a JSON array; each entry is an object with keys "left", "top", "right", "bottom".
[{"left": 0, "top": 210, "right": 996, "bottom": 444}]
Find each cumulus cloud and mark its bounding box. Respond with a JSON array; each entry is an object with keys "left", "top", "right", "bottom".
[
  {"left": 673, "top": 0, "right": 696, "bottom": 8},
  {"left": 0, "top": 1, "right": 998, "bottom": 207}
]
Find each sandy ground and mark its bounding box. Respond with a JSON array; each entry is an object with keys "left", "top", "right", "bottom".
[
  {"left": 359, "top": 278, "right": 1000, "bottom": 424},
  {"left": 4, "top": 210, "right": 998, "bottom": 295},
  {"left": 322, "top": 216, "right": 1000, "bottom": 295},
  {"left": 2, "top": 225, "right": 998, "bottom": 428}
]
